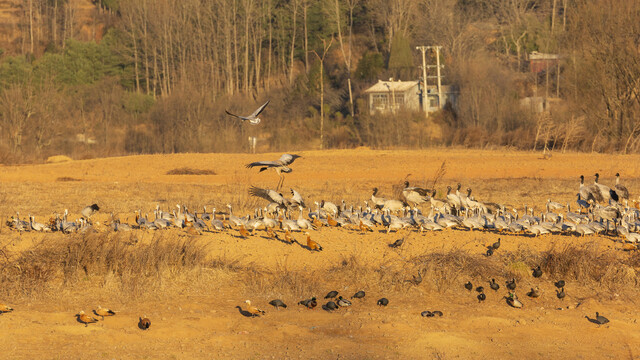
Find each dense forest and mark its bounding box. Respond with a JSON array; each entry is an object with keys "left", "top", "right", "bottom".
[{"left": 0, "top": 0, "right": 639, "bottom": 163}]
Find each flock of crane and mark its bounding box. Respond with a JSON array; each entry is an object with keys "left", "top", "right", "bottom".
[{"left": 5, "top": 153, "right": 640, "bottom": 248}]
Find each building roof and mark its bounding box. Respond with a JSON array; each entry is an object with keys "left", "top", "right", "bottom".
[
  {"left": 364, "top": 80, "right": 419, "bottom": 93},
  {"left": 529, "top": 51, "right": 559, "bottom": 60}
]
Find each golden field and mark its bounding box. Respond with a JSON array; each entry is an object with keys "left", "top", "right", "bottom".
[{"left": 1, "top": 148, "right": 640, "bottom": 359}]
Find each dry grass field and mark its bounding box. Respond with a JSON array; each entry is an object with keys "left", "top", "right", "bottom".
[{"left": 1, "top": 148, "right": 640, "bottom": 359}]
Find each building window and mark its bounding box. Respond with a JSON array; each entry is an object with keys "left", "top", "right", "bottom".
[{"left": 372, "top": 93, "right": 388, "bottom": 110}]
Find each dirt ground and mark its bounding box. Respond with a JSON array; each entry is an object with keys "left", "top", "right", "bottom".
[{"left": 1, "top": 148, "right": 640, "bottom": 359}]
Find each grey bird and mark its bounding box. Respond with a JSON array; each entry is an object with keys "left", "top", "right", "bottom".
[
  {"left": 325, "top": 291, "right": 339, "bottom": 299},
  {"left": 246, "top": 154, "right": 302, "bottom": 190},
  {"left": 322, "top": 301, "right": 339, "bottom": 311},
  {"left": 225, "top": 100, "right": 270, "bottom": 125},
  {"left": 269, "top": 299, "right": 287, "bottom": 309},
  {"left": 81, "top": 204, "right": 100, "bottom": 219}
]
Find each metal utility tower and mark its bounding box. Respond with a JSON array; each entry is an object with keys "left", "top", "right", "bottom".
[{"left": 415, "top": 45, "right": 444, "bottom": 117}]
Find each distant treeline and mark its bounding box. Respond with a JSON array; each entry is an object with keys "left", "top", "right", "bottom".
[{"left": 1, "top": 0, "right": 639, "bottom": 163}]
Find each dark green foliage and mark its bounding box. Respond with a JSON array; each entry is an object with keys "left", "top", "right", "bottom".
[
  {"left": 355, "top": 52, "right": 384, "bottom": 81},
  {"left": 388, "top": 34, "right": 414, "bottom": 79}
]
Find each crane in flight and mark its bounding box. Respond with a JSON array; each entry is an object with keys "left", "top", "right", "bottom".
[
  {"left": 246, "top": 153, "right": 302, "bottom": 190},
  {"left": 225, "top": 100, "right": 270, "bottom": 125}
]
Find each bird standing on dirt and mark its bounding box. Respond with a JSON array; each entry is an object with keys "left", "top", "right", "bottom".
[
  {"left": 268, "top": 299, "right": 287, "bottom": 310},
  {"left": 225, "top": 100, "right": 270, "bottom": 125},
  {"left": 556, "top": 287, "right": 566, "bottom": 300},
  {"left": 138, "top": 316, "right": 151, "bottom": 330},
  {"left": 322, "top": 301, "right": 339, "bottom": 311},
  {"left": 246, "top": 154, "right": 302, "bottom": 190},
  {"left": 527, "top": 287, "right": 540, "bottom": 298},
  {"left": 325, "top": 291, "right": 339, "bottom": 299},
  {"left": 377, "top": 298, "right": 389, "bottom": 306},
  {"left": 389, "top": 238, "right": 404, "bottom": 248},
  {"left": 532, "top": 266, "right": 543, "bottom": 278},
  {"left": 75, "top": 311, "right": 99, "bottom": 327},
  {"left": 554, "top": 280, "right": 566, "bottom": 288},
  {"left": 505, "top": 293, "right": 523, "bottom": 308},
  {"left": 489, "top": 279, "right": 500, "bottom": 291},
  {"left": 298, "top": 297, "right": 317, "bottom": 309},
  {"left": 306, "top": 232, "right": 323, "bottom": 251},
  {"left": 464, "top": 281, "right": 473, "bottom": 291},
  {"left": 0, "top": 303, "right": 14, "bottom": 314},
  {"left": 352, "top": 290, "right": 366, "bottom": 299},
  {"left": 506, "top": 278, "right": 517, "bottom": 291},
  {"left": 337, "top": 296, "right": 352, "bottom": 307},
  {"left": 245, "top": 300, "right": 265, "bottom": 316},
  {"left": 81, "top": 204, "right": 100, "bottom": 220},
  {"left": 492, "top": 238, "right": 501, "bottom": 250},
  {"left": 93, "top": 305, "right": 116, "bottom": 320}
]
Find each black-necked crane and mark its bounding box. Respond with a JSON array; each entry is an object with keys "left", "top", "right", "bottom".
[
  {"left": 594, "top": 173, "right": 618, "bottom": 203},
  {"left": 246, "top": 153, "right": 302, "bottom": 190},
  {"left": 371, "top": 188, "right": 386, "bottom": 209},
  {"left": 614, "top": 172, "right": 630, "bottom": 200},
  {"left": 402, "top": 181, "right": 430, "bottom": 207}
]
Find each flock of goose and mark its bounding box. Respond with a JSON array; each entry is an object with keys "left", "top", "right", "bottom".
[{"left": 6, "top": 158, "right": 640, "bottom": 248}]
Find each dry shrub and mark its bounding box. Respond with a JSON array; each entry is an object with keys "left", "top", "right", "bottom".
[
  {"left": 56, "top": 177, "right": 81, "bottom": 182},
  {"left": 0, "top": 232, "right": 208, "bottom": 298},
  {"left": 411, "top": 248, "right": 498, "bottom": 292},
  {"left": 166, "top": 167, "right": 217, "bottom": 175},
  {"left": 538, "top": 243, "right": 639, "bottom": 290}
]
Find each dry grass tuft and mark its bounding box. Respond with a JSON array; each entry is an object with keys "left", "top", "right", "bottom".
[
  {"left": 0, "top": 232, "right": 209, "bottom": 298},
  {"left": 166, "top": 167, "right": 217, "bottom": 175},
  {"left": 56, "top": 176, "right": 81, "bottom": 182}
]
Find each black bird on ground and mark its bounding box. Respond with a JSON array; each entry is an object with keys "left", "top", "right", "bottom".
[
  {"left": 377, "top": 298, "right": 389, "bottom": 306},
  {"left": 464, "top": 281, "right": 473, "bottom": 291},
  {"left": 485, "top": 247, "right": 494, "bottom": 257},
  {"left": 477, "top": 293, "right": 486, "bottom": 302},
  {"left": 352, "top": 291, "right": 366, "bottom": 299},
  {"left": 489, "top": 279, "right": 500, "bottom": 291},
  {"left": 298, "top": 297, "right": 317, "bottom": 309},
  {"left": 556, "top": 287, "right": 566, "bottom": 300},
  {"left": 532, "top": 266, "right": 543, "bottom": 278},
  {"left": 421, "top": 311, "right": 434, "bottom": 317},
  {"left": 506, "top": 278, "right": 517, "bottom": 291},
  {"left": 322, "top": 301, "right": 339, "bottom": 311},
  {"left": 585, "top": 312, "right": 610, "bottom": 325},
  {"left": 325, "top": 291, "right": 339, "bottom": 299},
  {"left": 431, "top": 310, "right": 443, "bottom": 317},
  {"left": 476, "top": 286, "right": 484, "bottom": 293},
  {"left": 492, "top": 238, "right": 501, "bottom": 250},
  {"left": 555, "top": 280, "right": 566, "bottom": 288},
  {"left": 389, "top": 238, "right": 404, "bottom": 248},
  {"left": 269, "top": 299, "right": 287, "bottom": 309}
]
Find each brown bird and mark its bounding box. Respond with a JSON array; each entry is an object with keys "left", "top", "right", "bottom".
[
  {"left": 327, "top": 215, "right": 339, "bottom": 227},
  {"left": 138, "top": 316, "right": 151, "bottom": 330},
  {"left": 359, "top": 221, "right": 373, "bottom": 232},
  {"left": 284, "top": 230, "right": 295, "bottom": 244},
  {"left": 75, "top": 311, "right": 99, "bottom": 327},
  {"left": 265, "top": 227, "right": 276, "bottom": 239},
  {"left": 245, "top": 300, "right": 265, "bottom": 317},
  {"left": 306, "top": 232, "right": 323, "bottom": 251},
  {"left": 93, "top": 305, "right": 116, "bottom": 320},
  {"left": 0, "top": 303, "right": 14, "bottom": 314},
  {"left": 238, "top": 225, "right": 251, "bottom": 238},
  {"left": 313, "top": 217, "right": 325, "bottom": 228}
]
